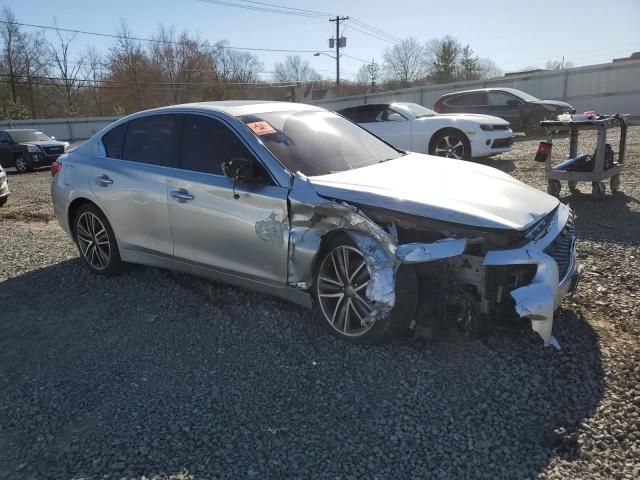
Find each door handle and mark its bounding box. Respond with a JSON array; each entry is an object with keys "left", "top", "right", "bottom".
[
  {"left": 95, "top": 174, "right": 113, "bottom": 187},
  {"left": 170, "top": 189, "right": 195, "bottom": 203}
]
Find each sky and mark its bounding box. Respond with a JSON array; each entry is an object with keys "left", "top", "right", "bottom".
[{"left": 6, "top": 0, "right": 640, "bottom": 82}]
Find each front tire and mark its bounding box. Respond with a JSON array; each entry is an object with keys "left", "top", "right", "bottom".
[
  {"left": 74, "top": 204, "right": 122, "bottom": 275},
  {"left": 0, "top": 196, "right": 7, "bottom": 207},
  {"left": 313, "top": 234, "right": 417, "bottom": 344},
  {"left": 430, "top": 130, "right": 471, "bottom": 160}
]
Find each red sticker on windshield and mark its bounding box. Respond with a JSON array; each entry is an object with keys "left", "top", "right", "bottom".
[{"left": 246, "top": 121, "right": 277, "bottom": 136}]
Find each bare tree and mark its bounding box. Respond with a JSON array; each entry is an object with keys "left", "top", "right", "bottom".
[
  {"left": 272, "top": 55, "right": 321, "bottom": 83},
  {"left": 478, "top": 58, "right": 503, "bottom": 79},
  {"left": 46, "top": 21, "right": 90, "bottom": 116},
  {"left": 84, "top": 47, "right": 104, "bottom": 115},
  {"left": 0, "top": 7, "right": 27, "bottom": 104},
  {"left": 545, "top": 59, "right": 574, "bottom": 70},
  {"left": 356, "top": 60, "right": 381, "bottom": 90},
  {"left": 214, "top": 41, "right": 263, "bottom": 83},
  {"left": 150, "top": 25, "right": 217, "bottom": 104},
  {"left": 382, "top": 37, "right": 428, "bottom": 87}
]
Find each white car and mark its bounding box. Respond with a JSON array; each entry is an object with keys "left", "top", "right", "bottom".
[
  {"left": 0, "top": 164, "right": 9, "bottom": 207},
  {"left": 338, "top": 102, "right": 514, "bottom": 160}
]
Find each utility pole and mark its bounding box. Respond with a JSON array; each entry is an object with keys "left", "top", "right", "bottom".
[
  {"left": 329, "top": 16, "right": 348, "bottom": 96},
  {"left": 368, "top": 59, "right": 380, "bottom": 92}
]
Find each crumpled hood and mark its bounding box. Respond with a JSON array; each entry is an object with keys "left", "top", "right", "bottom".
[
  {"left": 308, "top": 153, "right": 559, "bottom": 230},
  {"left": 426, "top": 113, "right": 510, "bottom": 125}
]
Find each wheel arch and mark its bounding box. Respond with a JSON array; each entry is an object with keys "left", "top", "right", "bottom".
[
  {"left": 428, "top": 127, "right": 471, "bottom": 157},
  {"left": 67, "top": 197, "right": 102, "bottom": 240}
]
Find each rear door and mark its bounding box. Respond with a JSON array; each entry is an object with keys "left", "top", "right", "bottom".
[
  {"left": 445, "top": 92, "right": 488, "bottom": 114},
  {"left": 167, "top": 114, "right": 289, "bottom": 284},
  {"left": 90, "top": 115, "right": 178, "bottom": 256}
]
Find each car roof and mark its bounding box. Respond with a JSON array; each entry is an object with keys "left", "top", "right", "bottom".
[
  {"left": 440, "top": 87, "right": 525, "bottom": 98},
  {"left": 136, "top": 100, "right": 322, "bottom": 117}
]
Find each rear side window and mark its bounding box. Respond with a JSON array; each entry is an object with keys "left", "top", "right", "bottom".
[
  {"left": 180, "top": 115, "right": 255, "bottom": 175},
  {"left": 488, "top": 92, "right": 516, "bottom": 106},
  {"left": 340, "top": 107, "right": 386, "bottom": 123},
  {"left": 122, "top": 115, "right": 179, "bottom": 166},
  {"left": 446, "top": 92, "right": 487, "bottom": 106},
  {"left": 102, "top": 123, "right": 127, "bottom": 159}
]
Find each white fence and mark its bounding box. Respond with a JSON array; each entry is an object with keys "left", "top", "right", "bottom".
[
  {"left": 0, "top": 116, "right": 119, "bottom": 141},
  {"left": 312, "top": 59, "right": 640, "bottom": 117}
]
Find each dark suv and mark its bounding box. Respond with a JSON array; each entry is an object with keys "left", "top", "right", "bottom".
[
  {"left": 433, "top": 88, "right": 574, "bottom": 135},
  {"left": 0, "top": 129, "right": 69, "bottom": 173}
]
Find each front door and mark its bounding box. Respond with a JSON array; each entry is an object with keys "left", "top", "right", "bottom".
[{"left": 168, "top": 114, "right": 289, "bottom": 284}]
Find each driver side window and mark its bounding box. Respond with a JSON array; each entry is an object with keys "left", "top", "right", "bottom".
[
  {"left": 180, "top": 115, "right": 269, "bottom": 180},
  {"left": 0, "top": 132, "right": 11, "bottom": 144},
  {"left": 376, "top": 109, "right": 405, "bottom": 122}
]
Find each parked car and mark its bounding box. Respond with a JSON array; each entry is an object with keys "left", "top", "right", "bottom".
[
  {"left": 338, "top": 102, "right": 513, "bottom": 160},
  {"left": 0, "top": 164, "right": 9, "bottom": 207},
  {"left": 0, "top": 129, "right": 70, "bottom": 173},
  {"left": 433, "top": 88, "right": 575, "bottom": 135},
  {"left": 51, "top": 101, "right": 579, "bottom": 347}
]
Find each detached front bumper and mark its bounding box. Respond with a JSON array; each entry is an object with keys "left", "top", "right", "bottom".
[{"left": 483, "top": 204, "right": 579, "bottom": 348}]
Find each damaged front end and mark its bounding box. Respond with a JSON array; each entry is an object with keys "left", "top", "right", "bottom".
[
  {"left": 284, "top": 174, "right": 579, "bottom": 347},
  {"left": 286, "top": 174, "right": 466, "bottom": 324}
]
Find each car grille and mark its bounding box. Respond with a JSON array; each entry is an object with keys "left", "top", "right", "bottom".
[
  {"left": 492, "top": 137, "right": 515, "bottom": 148},
  {"left": 544, "top": 212, "right": 576, "bottom": 281},
  {"left": 43, "top": 146, "right": 64, "bottom": 156}
]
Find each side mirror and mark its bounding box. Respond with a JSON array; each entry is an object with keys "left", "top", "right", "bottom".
[
  {"left": 506, "top": 99, "right": 520, "bottom": 106},
  {"left": 387, "top": 112, "right": 405, "bottom": 122},
  {"left": 221, "top": 157, "right": 254, "bottom": 181}
]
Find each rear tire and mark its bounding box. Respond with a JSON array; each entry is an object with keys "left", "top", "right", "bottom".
[
  {"left": 74, "top": 204, "right": 123, "bottom": 275},
  {"left": 313, "top": 233, "right": 417, "bottom": 344}
]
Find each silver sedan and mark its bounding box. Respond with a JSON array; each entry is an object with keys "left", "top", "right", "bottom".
[{"left": 51, "top": 101, "right": 580, "bottom": 346}]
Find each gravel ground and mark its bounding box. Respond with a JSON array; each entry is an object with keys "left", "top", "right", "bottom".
[{"left": 0, "top": 129, "right": 639, "bottom": 479}]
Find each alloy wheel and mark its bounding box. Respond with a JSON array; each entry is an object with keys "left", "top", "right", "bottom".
[
  {"left": 316, "top": 245, "right": 375, "bottom": 337},
  {"left": 15, "top": 157, "right": 28, "bottom": 172},
  {"left": 76, "top": 211, "right": 111, "bottom": 270},
  {"left": 434, "top": 135, "right": 465, "bottom": 159}
]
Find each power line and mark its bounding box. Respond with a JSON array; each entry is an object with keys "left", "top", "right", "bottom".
[
  {"left": 0, "top": 20, "right": 332, "bottom": 54},
  {"left": 233, "top": 0, "right": 332, "bottom": 16},
  {"left": 347, "top": 24, "right": 397, "bottom": 44},
  {"left": 349, "top": 18, "right": 402, "bottom": 43},
  {"left": 196, "top": 0, "right": 328, "bottom": 18}
]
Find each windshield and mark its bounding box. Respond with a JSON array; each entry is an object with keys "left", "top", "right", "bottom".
[
  {"left": 400, "top": 103, "right": 437, "bottom": 117},
  {"left": 239, "top": 110, "right": 403, "bottom": 176},
  {"left": 9, "top": 130, "right": 52, "bottom": 143},
  {"left": 506, "top": 89, "right": 540, "bottom": 102}
]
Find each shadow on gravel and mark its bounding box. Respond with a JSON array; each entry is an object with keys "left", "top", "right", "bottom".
[
  {"left": 562, "top": 191, "right": 640, "bottom": 245},
  {"left": 0, "top": 259, "right": 605, "bottom": 479},
  {"left": 470, "top": 157, "right": 516, "bottom": 173}
]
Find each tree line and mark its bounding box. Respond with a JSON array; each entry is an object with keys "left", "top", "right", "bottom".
[{"left": 1, "top": 6, "right": 570, "bottom": 120}]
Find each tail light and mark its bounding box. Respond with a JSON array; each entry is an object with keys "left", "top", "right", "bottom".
[
  {"left": 433, "top": 103, "right": 441, "bottom": 113},
  {"left": 534, "top": 141, "right": 552, "bottom": 163},
  {"left": 51, "top": 161, "right": 63, "bottom": 176}
]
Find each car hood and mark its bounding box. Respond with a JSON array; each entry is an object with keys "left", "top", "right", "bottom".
[
  {"left": 532, "top": 99, "right": 573, "bottom": 110},
  {"left": 423, "top": 113, "right": 510, "bottom": 125},
  {"left": 308, "top": 153, "right": 559, "bottom": 230}
]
